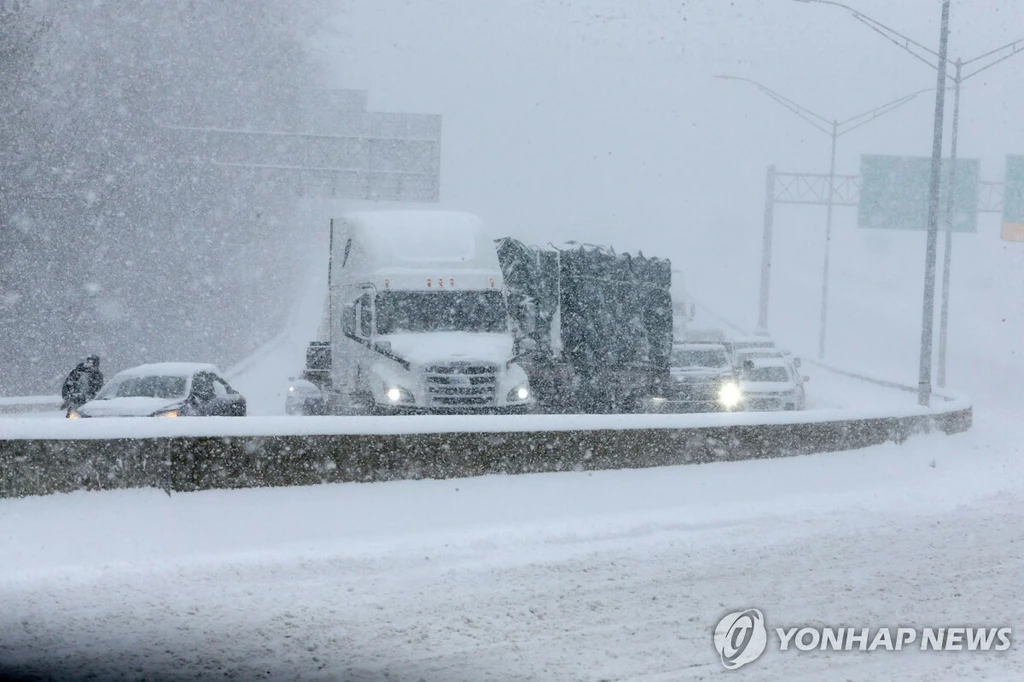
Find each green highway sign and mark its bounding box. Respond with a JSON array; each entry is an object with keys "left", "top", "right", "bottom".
[
  {"left": 859, "top": 154, "right": 980, "bottom": 232},
  {"left": 1002, "top": 155, "right": 1024, "bottom": 241}
]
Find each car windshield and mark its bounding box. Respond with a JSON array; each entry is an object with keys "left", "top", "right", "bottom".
[
  {"left": 96, "top": 375, "right": 188, "bottom": 400},
  {"left": 672, "top": 348, "right": 729, "bottom": 368},
  {"left": 375, "top": 290, "right": 508, "bottom": 334},
  {"left": 745, "top": 366, "right": 790, "bottom": 383}
]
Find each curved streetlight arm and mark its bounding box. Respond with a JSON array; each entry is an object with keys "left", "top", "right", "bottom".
[
  {"left": 796, "top": 0, "right": 1024, "bottom": 82},
  {"left": 848, "top": 13, "right": 942, "bottom": 71},
  {"left": 794, "top": 0, "right": 941, "bottom": 61},
  {"left": 961, "top": 39, "right": 1024, "bottom": 80},
  {"left": 717, "top": 74, "right": 935, "bottom": 140},
  {"left": 714, "top": 75, "right": 834, "bottom": 135},
  {"left": 834, "top": 87, "right": 937, "bottom": 137}
]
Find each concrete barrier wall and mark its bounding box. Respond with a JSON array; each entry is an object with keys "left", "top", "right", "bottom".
[
  {"left": 0, "top": 395, "right": 62, "bottom": 416},
  {"left": 0, "top": 399, "right": 971, "bottom": 499}
]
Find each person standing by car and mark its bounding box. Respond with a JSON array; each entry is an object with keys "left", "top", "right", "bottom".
[{"left": 61, "top": 355, "right": 104, "bottom": 413}]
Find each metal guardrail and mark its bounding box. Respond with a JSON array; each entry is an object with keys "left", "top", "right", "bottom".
[{"left": 0, "top": 392, "right": 971, "bottom": 499}]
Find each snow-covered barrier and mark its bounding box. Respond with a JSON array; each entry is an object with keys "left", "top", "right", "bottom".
[
  {"left": 0, "top": 395, "right": 63, "bottom": 416},
  {"left": 0, "top": 392, "right": 971, "bottom": 499}
]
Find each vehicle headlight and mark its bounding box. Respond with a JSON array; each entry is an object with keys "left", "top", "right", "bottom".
[
  {"left": 288, "top": 386, "right": 295, "bottom": 392},
  {"left": 152, "top": 409, "right": 180, "bottom": 418},
  {"left": 66, "top": 410, "right": 81, "bottom": 419},
  {"left": 385, "top": 386, "right": 414, "bottom": 404},
  {"left": 507, "top": 385, "right": 530, "bottom": 402},
  {"left": 718, "top": 381, "right": 742, "bottom": 409}
]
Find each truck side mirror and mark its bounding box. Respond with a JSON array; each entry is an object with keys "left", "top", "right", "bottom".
[
  {"left": 519, "top": 337, "right": 538, "bottom": 353},
  {"left": 342, "top": 304, "right": 356, "bottom": 336}
]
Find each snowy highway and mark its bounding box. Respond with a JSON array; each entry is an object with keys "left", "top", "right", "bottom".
[{"left": 1, "top": 417, "right": 1020, "bottom": 680}]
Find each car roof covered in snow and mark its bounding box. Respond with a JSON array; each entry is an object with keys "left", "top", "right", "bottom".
[
  {"left": 731, "top": 336, "right": 776, "bottom": 345},
  {"left": 673, "top": 343, "right": 728, "bottom": 352},
  {"left": 741, "top": 357, "right": 790, "bottom": 370},
  {"left": 683, "top": 328, "right": 728, "bottom": 342},
  {"left": 734, "top": 347, "right": 785, "bottom": 356},
  {"left": 114, "top": 362, "right": 221, "bottom": 378}
]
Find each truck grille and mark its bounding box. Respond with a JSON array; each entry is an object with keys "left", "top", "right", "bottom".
[{"left": 424, "top": 362, "right": 498, "bottom": 407}]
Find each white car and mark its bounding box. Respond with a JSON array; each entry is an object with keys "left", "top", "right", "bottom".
[
  {"left": 68, "top": 362, "right": 247, "bottom": 418},
  {"left": 285, "top": 377, "right": 326, "bottom": 415},
  {"left": 738, "top": 358, "right": 805, "bottom": 411},
  {"left": 733, "top": 347, "right": 807, "bottom": 405}
]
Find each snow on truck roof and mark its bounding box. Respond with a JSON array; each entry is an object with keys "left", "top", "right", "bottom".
[
  {"left": 114, "top": 362, "right": 221, "bottom": 378},
  {"left": 340, "top": 211, "right": 493, "bottom": 264}
]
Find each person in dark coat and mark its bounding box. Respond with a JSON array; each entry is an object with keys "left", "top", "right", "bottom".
[{"left": 61, "top": 355, "right": 104, "bottom": 411}]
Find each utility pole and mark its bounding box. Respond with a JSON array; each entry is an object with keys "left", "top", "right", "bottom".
[
  {"left": 937, "top": 59, "right": 962, "bottom": 389},
  {"left": 916, "top": 0, "right": 951, "bottom": 407}
]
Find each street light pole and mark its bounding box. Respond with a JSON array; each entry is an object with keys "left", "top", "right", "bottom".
[
  {"left": 717, "top": 74, "right": 932, "bottom": 348},
  {"left": 937, "top": 59, "right": 962, "bottom": 389},
  {"left": 796, "top": 0, "right": 1024, "bottom": 395},
  {"left": 818, "top": 121, "right": 838, "bottom": 359},
  {"left": 917, "top": 0, "right": 951, "bottom": 407},
  {"left": 758, "top": 165, "right": 777, "bottom": 331}
]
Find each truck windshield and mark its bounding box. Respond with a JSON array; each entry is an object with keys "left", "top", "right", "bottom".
[{"left": 376, "top": 290, "right": 508, "bottom": 334}]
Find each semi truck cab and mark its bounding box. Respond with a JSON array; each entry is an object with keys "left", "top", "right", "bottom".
[{"left": 322, "top": 211, "right": 532, "bottom": 414}]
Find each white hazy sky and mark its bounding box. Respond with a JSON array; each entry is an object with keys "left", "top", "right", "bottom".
[{"left": 315, "top": 0, "right": 1024, "bottom": 376}]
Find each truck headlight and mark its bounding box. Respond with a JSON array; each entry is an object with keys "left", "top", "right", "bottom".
[
  {"left": 507, "top": 385, "right": 530, "bottom": 402},
  {"left": 718, "top": 381, "right": 742, "bottom": 409},
  {"left": 385, "top": 386, "right": 414, "bottom": 404},
  {"left": 66, "top": 410, "right": 82, "bottom": 419}
]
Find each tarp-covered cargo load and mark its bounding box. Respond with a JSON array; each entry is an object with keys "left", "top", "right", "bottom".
[{"left": 496, "top": 238, "right": 673, "bottom": 412}]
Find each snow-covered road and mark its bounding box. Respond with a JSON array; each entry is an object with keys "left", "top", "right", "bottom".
[{"left": 1, "top": 416, "right": 1021, "bottom": 680}]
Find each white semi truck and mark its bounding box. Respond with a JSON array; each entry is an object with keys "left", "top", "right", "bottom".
[{"left": 303, "top": 210, "right": 533, "bottom": 415}]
